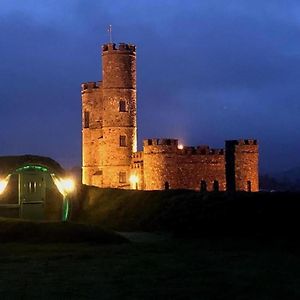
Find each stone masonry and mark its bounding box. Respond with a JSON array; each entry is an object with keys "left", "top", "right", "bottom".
[{"left": 82, "top": 42, "right": 259, "bottom": 191}]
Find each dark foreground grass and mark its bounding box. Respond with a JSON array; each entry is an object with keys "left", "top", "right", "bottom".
[
  {"left": 0, "top": 236, "right": 299, "bottom": 299},
  {"left": 73, "top": 187, "right": 300, "bottom": 237},
  {"left": 0, "top": 218, "right": 127, "bottom": 244}
]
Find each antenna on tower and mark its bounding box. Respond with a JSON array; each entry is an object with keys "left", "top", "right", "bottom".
[{"left": 108, "top": 25, "right": 113, "bottom": 43}]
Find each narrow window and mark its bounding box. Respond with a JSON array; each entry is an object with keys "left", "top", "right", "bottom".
[
  {"left": 119, "top": 100, "right": 126, "bottom": 112},
  {"left": 247, "top": 181, "right": 251, "bottom": 192},
  {"left": 213, "top": 180, "right": 219, "bottom": 192},
  {"left": 119, "top": 172, "right": 126, "bottom": 183},
  {"left": 84, "top": 111, "right": 90, "bottom": 128},
  {"left": 120, "top": 135, "right": 127, "bottom": 147},
  {"left": 28, "top": 182, "right": 37, "bottom": 193},
  {"left": 200, "top": 180, "right": 207, "bottom": 192},
  {"left": 165, "top": 181, "right": 170, "bottom": 190}
]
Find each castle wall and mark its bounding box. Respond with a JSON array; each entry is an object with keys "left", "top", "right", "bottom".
[
  {"left": 82, "top": 41, "right": 259, "bottom": 192},
  {"left": 177, "top": 151, "right": 226, "bottom": 191},
  {"left": 141, "top": 139, "right": 226, "bottom": 191},
  {"left": 131, "top": 152, "right": 144, "bottom": 190},
  {"left": 225, "top": 140, "right": 259, "bottom": 192}
]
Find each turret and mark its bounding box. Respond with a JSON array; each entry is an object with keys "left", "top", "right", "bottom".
[
  {"left": 101, "top": 43, "right": 137, "bottom": 187},
  {"left": 225, "top": 139, "right": 259, "bottom": 192}
]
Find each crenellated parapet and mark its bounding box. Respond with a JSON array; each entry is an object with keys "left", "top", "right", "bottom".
[
  {"left": 179, "top": 146, "right": 224, "bottom": 156},
  {"left": 226, "top": 139, "right": 258, "bottom": 146},
  {"left": 81, "top": 81, "right": 102, "bottom": 93},
  {"left": 132, "top": 151, "right": 143, "bottom": 160},
  {"left": 102, "top": 43, "right": 136, "bottom": 54}
]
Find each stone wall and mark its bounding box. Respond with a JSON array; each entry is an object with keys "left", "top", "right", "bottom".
[
  {"left": 81, "top": 82, "right": 103, "bottom": 186},
  {"left": 225, "top": 140, "right": 259, "bottom": 192},
  {"left": 140, "top": 139, "right": 226, "bottom": 191}
]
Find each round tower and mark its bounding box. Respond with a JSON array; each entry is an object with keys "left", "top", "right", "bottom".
[
  {"left": 143, "top": 139, "right": 178, "bottom": 190},
  {"left": 225, "top": 139, "right": 259, "bottom": 192},
  {"left": 101, "top": 43, "right": 137, "bottom": 188},
  {"left": 81, "top": 81, "right": 103, "bottom": 186}
]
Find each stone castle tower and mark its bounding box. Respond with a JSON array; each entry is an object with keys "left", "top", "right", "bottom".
[
  {"left": 82, "top": 41, "right": 259, "bottom": 192},
  {"left": 82, "top": 43, "right": 137, "bottom": 188}
]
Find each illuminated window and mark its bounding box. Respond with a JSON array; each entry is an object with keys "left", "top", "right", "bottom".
[
  {"left": 119, "top": 172, "right": 126, "bottom": 183},
  {"left": 28, "top": 182, "right": 37, "bottom": 193},
  {"left": 120, "top": 135, "right": 127, "bottom": 147},
  {"left": 119, "top": 100, "right": 126, "bottom": 112},
  {"left": 84, "top": 111, "right": 90, "bottom": 128}
]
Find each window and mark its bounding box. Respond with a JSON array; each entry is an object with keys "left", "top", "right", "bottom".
[
  {"left": 164, "top": 181, "right": 170, "bottom": 190},
  {"left": 119, "top": 172, "right": 126, "bottom": 183},
  {"left": 213, "top": 180, "right": 219, "bottom": 192},
  {"left": 200, "top": 180, "right": 207, "bottom": 192},
  {"left": 119, "top": 100, "right": 126, "bottom": 112},
  {"left": 247, "top": 181, "right": 251, "bottom": 192},
  {"left": 84, "top": 111, "right": 90, "bottom": 128},
  {"left": 28, "top": 182, "right": 37, "bottom": 193},
  {"left": 120, "top": 135, "right": 127, "bottom": 147}
]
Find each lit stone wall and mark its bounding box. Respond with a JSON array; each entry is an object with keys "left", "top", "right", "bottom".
[
  {"left": 81, "top": 43, "right": 137, "bottom": 188},
  {"left": 141, "top": 139, "right": 226, "bottom": 191},
  {"left": 225, "top": 140, "right": 259, "bottom": 192},
  {"left": 81, "top": 82, "right": 103, "bottom": 186},
  {"left": 131, "top": 152, "right": 144, "bottom": 190}
]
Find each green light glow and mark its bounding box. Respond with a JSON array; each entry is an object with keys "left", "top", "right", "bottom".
[
  {"left": 62, "top": 197, "right": 69, "bottom": 221},
  {"left": 15, "top": 165, "right": 48, "bottom": 173}
]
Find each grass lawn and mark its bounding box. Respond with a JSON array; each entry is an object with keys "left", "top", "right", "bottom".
[{"left": 0, "top": 235, "right": 299, "bottom": 299}]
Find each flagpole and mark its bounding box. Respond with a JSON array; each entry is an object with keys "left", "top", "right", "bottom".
[{"left": 108, "top": 25, "right": 112, "bottom": 43}]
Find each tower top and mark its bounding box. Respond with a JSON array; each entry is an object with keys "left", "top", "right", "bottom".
[{"left": 102, "top": 43, "right": 136, "bottom": 54}]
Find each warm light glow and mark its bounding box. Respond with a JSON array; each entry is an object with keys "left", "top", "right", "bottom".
[
  {"left": 0, "top": 176, "right": 10, "bottom": 195},
  {"left": 130, "top": 175, "right": 139, "bottom": 185},
  {"left": 61, "top": 178, "right": 75, "bottom": 193},
  {"left": 178, "top": 144, "right": 184, "bottom": 150},
  {"left": 129, "top": 174, "right": 139, "bottom": 190},
  {"left": 51, "top": 175, "right": 75, "bottom": 196}
]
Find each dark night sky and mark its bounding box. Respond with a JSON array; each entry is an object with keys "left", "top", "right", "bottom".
[{"left": 1, "top": 0, "right": 300, "bottom": 173}]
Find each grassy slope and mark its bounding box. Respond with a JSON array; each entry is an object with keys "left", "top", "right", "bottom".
[
  {"left": 0, "top": 218, "right": 127, "bottom": 244},
  {"left": 74, "top": 186, "right": 300, "bottom": 236}
]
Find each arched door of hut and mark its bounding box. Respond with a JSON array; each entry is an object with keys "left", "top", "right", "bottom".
[{"left": 19, "top": 169, "right": 46, "bottom": 220}]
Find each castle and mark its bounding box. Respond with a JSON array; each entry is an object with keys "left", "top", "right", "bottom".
[{"left": 81, "top": 42, "right": 259, "bottom": 192}]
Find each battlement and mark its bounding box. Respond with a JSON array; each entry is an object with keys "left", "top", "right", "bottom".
[
  {"left": 81, "top": 81, "right": 102, "bottom": 92},
  {"left": 179, "top": 146, "right": 224, "bottom": 155},
  {"left": 226, "top": 139, "right": 258, "bottom": 146},
  {"left": 102, "top": 43, "right": 136, "bottom": 54},
  {"left": 132, "top": 151, "right": 143, "bottom": 159},
  {"left": 144, "top": 138, "right": 178, "bottom": 147}
]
